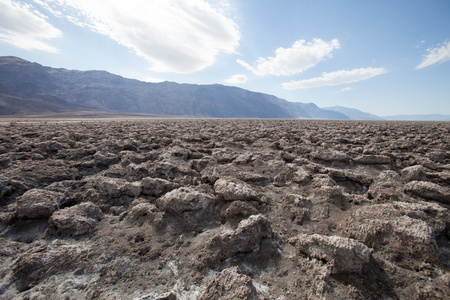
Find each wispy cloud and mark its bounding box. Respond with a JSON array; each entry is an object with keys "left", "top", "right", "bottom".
[
  {"left": 415, "top": 40, "right": 450, "bottom": 69},
  {"left": 341, "top": 87, "right": 352, "bottom": 92},
  {"left": 224, "top": 74, "right": 247, "bottom": 84},
  {"left": 0, "top": 0, "right": 61, "bottom": 52},
  {"left": 38, "top": 0, "right": 240, "bottom": 74},
  {"left": 237, "top": 38, "right": 340, "bottom": 76},
  {"left": 282, "top": 67, "right": 387, "bottom": 90}
]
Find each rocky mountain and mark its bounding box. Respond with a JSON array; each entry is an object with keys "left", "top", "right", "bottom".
[
  {"left": 0, "top": 56, "right": 350, "bottom": 119},
  {"left": 324, "top": 106, "right": 383, "bottom": 120},
  {"left": 0, "top": 93, "right": 93, "bottom": 116}
]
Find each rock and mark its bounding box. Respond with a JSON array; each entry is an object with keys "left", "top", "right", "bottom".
[
  {"left": 295, "top": 233, "right": 372, "bottom": 274},
  {"left": 326, "top": 167, "right": 346, "bottom": 181},
  {"left": 191, "top": 157, "right": 215, "bottom": 172},
  {"left": 367, "top": 170, "right": 401, "bottom": 201},
  {"left": 93, "top": 176, "right": 124, "bottom": 197},
  {"left": 0, "top": 211, "right": 15, "bottom": 230},
  {"left": 225, "top": 201, "right": 258, "bottom": 219},
  {"left": 292, "top": 168, "right": 311, "bottom": 184},
  {"left": 93, "top": 151, "right": 118, "bottom": 166},
  {"left": 282, "top": 194, "right": 313, "bottom": 224},
  {"left": 200, "top": 214, "right": 273, "bottom": 266},
  {"left": 0, "top": 175, "right": 10, "bottom": 198},
  {"left": 233, "top": 152, "right": 253, "bottom": 164},
  {"left": 282, "top": 151, "right": 296, "bottom": 162},
  {"left": 156, "top": 187, "right": 215, "bottom": 230},
  {"left": 284, "top": 194, "right": 313, "bottom": 210},
  {"left": 273, "top": 172, "right": 287, "bottom": 187},
  {"left": 156, "top": 187, "right": 214, "bottom": 215},
  {"left": 123, "top": 181, "right": 142, "bottom": 197},
  {"left": 342, "top": 202, "right": 443, "bottom": 269},
  {"left": 141, "top": 177, "right": 178, "bottom": 197},
  {"left": 16, "top": 189, "right": 62, "bottom": 219},
  {"left": 109, "top": 205, "right": 126, "bottom": 216},
  {"left": 198, "top": 266, "right": 257, "bottom": 300},
  {"left": 401, "top": 165, "right": 427, "bottom": 183},
  {"left": 214, "top": 177, "right": 259, "bottom": 201},
  {"left": 213, "top": 148, "right": 237, "bottom": 163},
  {"left": 404, "top": 181, "right": 450, "bottom": 204},
  {"left": 343, "top": 169, "right": 373, "bottom": 187},
  {"left": 124, "top": 203, "right": 162, "bottom": 228},
  {"left": 310, "top": 174, "right": 336, "bottom": 188},
  {"left": 94, "top": 176, "right": 142, "bottom": 197},
  {"left": 295, "top": 256, "right": 332, "bottom": 299},
  {"left": 49, "top": 202, "right": 104, "bottom": 236},
  {"left": 201, "top": 165, "right": 220, "bottom": 184},
  {"left": 313, "top": 149, "right": 351, "bottom": 163},
  {"left": 12, "top": 241, "right": 88, "bottom": 292},
  {"left": 354, "top": 155, "right": 392, "bottom": 165},
  {"left": 237, "top": 172, "right": 270, "bottom": 185}
]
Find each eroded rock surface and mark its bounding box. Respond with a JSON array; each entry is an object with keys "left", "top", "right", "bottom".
[
  {"left": 198, "top": 266, "right": 257, "bottom": 300},
  {"left": 49, "top": 202, "right": 104, "bottom": 236},
  {"left": 295, "top": 233, "right": 372, "bottom": 274},
  {"left": 0, "top": 119, "right": 449, "bottom": 299},
  {"left": 16, "top": 189, "right": 61, "bottom": 219}
]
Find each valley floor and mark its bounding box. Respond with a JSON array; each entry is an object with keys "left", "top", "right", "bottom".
[{"left": 0, "top": 119, "right": 449, "bottom": 299}]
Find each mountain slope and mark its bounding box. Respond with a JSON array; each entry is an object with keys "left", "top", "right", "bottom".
[
  {"left": 0, "top": 56, "right": 348, "bottom": 119},
  {"left": 324, "top": 106, "right": 383, "bottom": 120},
  {"left": 0, "top": 93, "right": 93, "bottom": 116}
]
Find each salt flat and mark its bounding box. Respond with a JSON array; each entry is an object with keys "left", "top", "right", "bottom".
[{"left": 0, "top": 119, "right": 449, "bottom": 299}]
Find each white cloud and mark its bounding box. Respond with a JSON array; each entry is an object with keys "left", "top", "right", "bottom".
[
  {"left": 237, "top": 38, "right": 340, "bottom": 76},
  {"left": 39, "top": 0, "right": 240, "bottom": 74},
  {"left": 224, "top": 74, "right": 247, "bottom": 84},
  {"left": 282, "top": 67, "right": 387, "bottom": 90},
  {"left": 415, "top": 40, "right": 450, "bottom": 69},
  {"left": 32, "top": 0, "right": 62, "bottom": 17},
  {"left": 341, "top": 87, "right": 352, "bottom": 92},
  {"left": 0, "top": 0, "right": 61, "bottom": 52}
]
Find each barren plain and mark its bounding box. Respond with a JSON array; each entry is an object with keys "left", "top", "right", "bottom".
[{"left": 0, "top": 119, "right": 449, "bottom": 299}]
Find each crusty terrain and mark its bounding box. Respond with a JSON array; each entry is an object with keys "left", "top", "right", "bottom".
[{"left": 0, "top": 119, "right": 449, "bottom": 299}]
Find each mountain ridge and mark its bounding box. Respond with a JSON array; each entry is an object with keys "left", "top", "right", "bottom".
[
  {"left": 324, "top": 106, "right": 384, "bottom": 120},
  {"left": 0, "top": 56, "right": 351, "bottom": 119},
  {"left": 2, "top": 56, "right": 442, "bottom": 120}
]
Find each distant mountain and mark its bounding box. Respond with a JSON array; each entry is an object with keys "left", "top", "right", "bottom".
[
  {"left": 382, "top": 114, "right": 450, "bottom": 121},
  {"left": 0, "top": 56, "right": 348, "bottom": 119},
  {"left": 0, "top": 93, "right": 93, "bottom": 116},
  {"left": 271, "top": 100, "right": 349, "bottom": 120},
  {"left": 324, "top": 106, "right": 383, "bottom": 120}
]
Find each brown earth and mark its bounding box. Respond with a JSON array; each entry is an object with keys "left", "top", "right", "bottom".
[{"left": 0, "top": 119, "right": 449, "bottom": 299}]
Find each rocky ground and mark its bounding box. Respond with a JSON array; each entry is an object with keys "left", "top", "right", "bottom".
[{"left": 0, "top": 119, "right": 449, "bottom": 300}]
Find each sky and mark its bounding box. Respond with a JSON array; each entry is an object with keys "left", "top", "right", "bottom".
[{"left": 0, "top": 0, "right": 449, "bottom": 116}]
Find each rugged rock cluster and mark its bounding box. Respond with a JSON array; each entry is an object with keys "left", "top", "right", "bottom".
[{"left": 0, "top": 119, "right": 449, "bottom": 299}]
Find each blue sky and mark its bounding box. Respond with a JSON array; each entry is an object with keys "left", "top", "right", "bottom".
[{"left": 0, "top": 0, "right": 449, "bottom": 116}]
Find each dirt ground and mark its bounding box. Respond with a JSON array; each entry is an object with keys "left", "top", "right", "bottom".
[{"left": 0, "top": 119, "right": 449, "bottom": 299}]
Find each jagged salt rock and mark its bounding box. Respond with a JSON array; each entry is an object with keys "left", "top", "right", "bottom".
[
  {"left": 295, "top": 233, "right": 372, "bottom": 274},
  {"left": 199, "top": 266, "right": 257, "bottom": 300},
  {"left": 16, "top": 189, "right": 62, "bottom": 219},
  {"left": 404, "top": 180, "right": 450, "bottom": 204},
  {"left": 214, "top": 177, "right": 259, "bottom": 201},
  {"left": 49, "top": 202, "right": 104, "bottom": 236}
]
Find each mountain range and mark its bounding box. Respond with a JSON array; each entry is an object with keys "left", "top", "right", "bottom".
[{"left": 0, "top": 56, "right": 448, "bottom": 120}]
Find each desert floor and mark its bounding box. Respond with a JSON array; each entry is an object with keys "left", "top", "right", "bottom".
[{"left": 0, "top": 119, "right": 449, "bottom": 299}]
